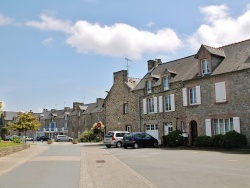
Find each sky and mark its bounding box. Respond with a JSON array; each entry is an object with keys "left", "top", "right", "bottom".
[{"left": 1, "top": 0, "right": 250, "bottom": 113}]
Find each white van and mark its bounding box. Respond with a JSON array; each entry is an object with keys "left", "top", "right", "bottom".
[{"left": 55, "top": 135, "right": 73, "bottom": 142}]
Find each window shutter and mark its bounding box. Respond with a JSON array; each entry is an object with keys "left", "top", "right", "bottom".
[
  {"left": 170, "top": 94, "right": 175, "bottom": 111},
  {"left": 143, "top": 98, "right": 147, "bottom": 114},
  {"left": 154, "top": 97, "right": 157, "bottom": 113},
  {"left": 233, "top": 117, "right": 240, "bottom": 133},
  {"left": 205, "top": 119, "right": 211, "bottom": 136},
  {"left": 182, "top": 88, "right": 187, "bottom": 106},
  {"left": 158, "top": 96, "right": 163, "bottom": 112},
  {"left": 215, "top": 82, "right": 226, "bottom": 102},
  {"left": 196, "top": 86, "right": 201, "bottom": 104}
]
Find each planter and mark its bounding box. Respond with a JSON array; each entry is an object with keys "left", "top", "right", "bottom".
[
  {"left": 72, "top": 139, "right": 78, "bottom": 144},
  {"left": 47, "top": 140, "right": 52, "bottom": 144}
]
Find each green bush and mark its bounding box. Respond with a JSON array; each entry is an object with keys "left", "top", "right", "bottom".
[
  {"left": 220, "top": 131, "right": 247, "bottom": 149},
  {"left": 210, "top": 134, "right": 224, "bottom": 147},
  {"left": 12, "top": 137, "right": 22, "bottom": 143},
  {"left": 0, "top": 136, "right": 2, "bottom": 142},
  {"left": 78, "top": 130, "right": 96, "bottom": 142},
  {"left": 166, "top": 130, "right": 184, "bottom": 147},
  {"left": 194, "top": 136, "right": 211, "bottom": 147}
]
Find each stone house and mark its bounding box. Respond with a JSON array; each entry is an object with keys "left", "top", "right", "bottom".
[
  {"left": 105, "top": 70, "right": 140, "bottom": 133},
  {"left": 132, "top": 58, "right": 197, "bottom": 144},
  {"left": 133, "top": 39, "right": 250, "bottom": 145}
]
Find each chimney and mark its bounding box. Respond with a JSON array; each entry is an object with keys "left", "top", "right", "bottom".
[
  {"left": 96, "top": 98, "right": 104, "bottom": 107},
  {"left": 113, "top": 70, "right": 128, "bottom": 84},
  {"left": 73, "top": 102, "right": 84, "bottom": 111},
  {"left": 147, "top": 59, "right": 162, "bottom": 71}
]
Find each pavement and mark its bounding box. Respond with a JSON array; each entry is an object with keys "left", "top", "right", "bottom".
[{"left": 0, "top": 142, "right": 157, "bottom": 188}]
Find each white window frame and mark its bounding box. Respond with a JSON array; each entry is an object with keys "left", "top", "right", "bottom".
[
  {"left": 201, "top": 59, "right": 211, "bottom": 75},
  {"left": 213, "top": 118, "right": 234, "bottom": 135},
  {"left": 188, "top": 86, "right": 201, "bottom": 105},
  {"left": 146, "top": 124, "right": 158, "bottom": 130},
  {"left": 164, "top": 94, "right": 175, "bottom": 112},
  {"left": 148, "top": 98, "right": 154, "bottom": 113},
  {"left": 147, "top": 80, "right": 152, "bottom": 93},
  {"left": 164, "top": 122, "right": 173, "bottom": 135},
  {"left": 215, "top": 82, "right": 226, "bottom": 103},
  {"left": 126, "top": 125, "right": 131, "bottom": 132},
  {"left": 124, "top": 103, "right": 128, "bottom": 114},
  {"left": 163, "top": 77, "right": 169, "bottom": 91}
]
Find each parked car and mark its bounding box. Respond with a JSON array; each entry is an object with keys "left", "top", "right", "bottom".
[
  {"left": 24, "top": 136, "right": 33, "bottom": 141},
  {"left": 37, "top": 136, "right": 51, "bottom": 141},
  {"left": 104, "top": 131, "right": 129, "bottom": 148},
  {"left": 123, "top": 132, "right": 158, "bottom": 149},
  {"left": 55, "top": 135, "right": 73, "bottom": 142}
]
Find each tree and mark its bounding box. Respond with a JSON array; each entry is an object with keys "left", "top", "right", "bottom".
[
  {"left": 0, "top": 127, "right": 10, "bottom": 140},
  {"left": 9, "top": 112, "right": 40, "bottom": 143}
]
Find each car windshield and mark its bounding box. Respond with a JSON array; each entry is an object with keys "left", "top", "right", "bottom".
[
  {"left": 105, "top": 132, "right": 114, "bottom": 137},
  {"left": 123, "top": 133, "right": 132, "bottom": 138}
]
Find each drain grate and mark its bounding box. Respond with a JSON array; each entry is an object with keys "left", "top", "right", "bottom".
[{"left": 96, "top": 160, "right": 106, "bottom": 163}]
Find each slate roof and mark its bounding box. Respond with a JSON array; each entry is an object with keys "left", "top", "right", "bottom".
[
  {"left": 82, "top": 103, "right": 97, "bottom": 115},
  {"left": 133, "top": 39, "right": 250, "bottom": 91},
  {"left": 2, "top": 111, "right": 19, "bottom": 121},
  {"left": 126, "top": 77, "right": 141, "bottom": 89}
]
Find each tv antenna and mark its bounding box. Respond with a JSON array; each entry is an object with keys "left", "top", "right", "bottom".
[{"left": 125, "top": 58, "right": 132, "bottom": 75}]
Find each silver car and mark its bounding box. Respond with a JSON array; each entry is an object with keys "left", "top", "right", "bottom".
[
  {"left": 104, "top": 131, "right": 129, "bottom": 148},
  {"left": 55, "top": 135, "right": 73, "bottom": 142}
]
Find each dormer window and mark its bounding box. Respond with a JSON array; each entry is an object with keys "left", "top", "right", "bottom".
[
  {"left": 201, "top": 59, "right": 210, "bottom": 75},
  {"left": 163, "top": 77, "right": 169, "bottom": 91},
  {"left": 146, "top": 80, "right": 152, "bottom": 94}
]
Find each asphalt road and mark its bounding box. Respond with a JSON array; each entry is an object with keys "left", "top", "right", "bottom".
[
  {"left": 106, "top": 146, "right": 250, "bottom": 188},
  {"left": 0, "top": 142, "right": 82, "bottom": 188}
]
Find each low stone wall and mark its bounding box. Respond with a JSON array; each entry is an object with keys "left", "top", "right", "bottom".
[{"left": 0, "top": 144, "right": 30, "bottom": 158}]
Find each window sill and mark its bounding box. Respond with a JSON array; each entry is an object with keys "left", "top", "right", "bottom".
[
  {"left": 215, "top": 101, "right": 228, "bottom": 104},
  {"left": 187, "top": 104, "right": 199, "bottom": 107}
]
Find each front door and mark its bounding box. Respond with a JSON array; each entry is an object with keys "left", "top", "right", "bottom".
[{"left": 190, "top": 120, "right": 198, "bottom": 145}]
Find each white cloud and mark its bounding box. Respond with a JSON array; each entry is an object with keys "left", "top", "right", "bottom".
[
  {"left": 0, "top": 14, "right": 13, "bottom": 26},
  {"left": 66, "top": 21, "right": 183, "bottom": 59},
  {"left": 26, "top": 14, "right": 72, "bottom": 33},
  {"left": 146, "top": 21, "right": 154, "bottom": 27},
  {"left": 187, "top": 4, "right": 250, "bottom": 49},
  {"left": 42, "top": 38, "right": 53, "bottom": 46},
  {"left": 26, "top": 15, "right": 183, "bottom": 59}
]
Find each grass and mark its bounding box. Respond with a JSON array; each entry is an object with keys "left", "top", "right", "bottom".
[{"left": 0, "top": 141, "right": 22, "bottom": 148}]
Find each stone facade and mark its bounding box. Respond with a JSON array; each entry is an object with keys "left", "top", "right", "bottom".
[
  {"left": 105, "top": 70, "right": 140, "bottom": 133},
  {"left": 0, "top": 144, "right": 30, "bottom": 158}
]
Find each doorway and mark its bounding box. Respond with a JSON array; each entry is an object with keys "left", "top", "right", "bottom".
[{"left": 190, "top": 120, "right": 198, "bottom": 145}]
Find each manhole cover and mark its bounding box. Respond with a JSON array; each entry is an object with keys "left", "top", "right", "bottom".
[{"left": 96, "top": 160, "right": 106, "bottom": 163}]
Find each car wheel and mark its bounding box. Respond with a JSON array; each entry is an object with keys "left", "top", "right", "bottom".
[
  {"left": 57, "top": 139, "right": 60, "bottom": 142},
  {"left": 116, "top": 142, "right": 122, "bottom": 148},
  {"left": 106, "top": 145, "right": 111, "bottom": 148},
  {"left": 69, "top": 139, "right": 72, "bottom": 142},
  {"left": 123, "top": 146, "right": 127, "bottom": 149},
  {"left": 153, "top": 142, "right": 158, "bottom": 147},
  {"left": 133, "top": 143, "right": 139, "bottom": 149}
]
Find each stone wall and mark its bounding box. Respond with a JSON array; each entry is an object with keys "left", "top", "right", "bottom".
[{"left": 0, "top": 144, "right": 30, "bottom": 158}]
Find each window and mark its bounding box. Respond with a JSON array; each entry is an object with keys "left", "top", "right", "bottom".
[
  {"left": 201, "top": 59, "right": 210, "bottom": 74},
  {"left": 215, "top": 82, "right": 226, "bottom": 103},
  {"left": 146, "top": 124, "right": 158, "bottom": 130},
  {"left": 123, "top": 103, "right": 128, "bottom": 114},
  {"left": 213, "top": 118, "right": 233, "bottom": 135},
  {"left": 189, "top": 87, "right": 197, "bottom": 104},
  {"left": 183, "top": 86, "right": 201, "bottom": 106},
  {"left": 126, "top": 125, "right": 131, "bottom": 132},
  {"left": 146, "top": 80, "right": 152, "bottom": 93},
  {"left": 163, "top": 77, "right": 169, "bottom": 90},
  {"left": 164, "top": 94, "right": 175, "bottom": 112},
  {"left": 148, "top": 97, "right": 157, "bottom": 113}
]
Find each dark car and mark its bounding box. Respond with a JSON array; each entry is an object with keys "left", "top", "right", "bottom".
[
  {"left": 123, "top": 132, "right": 158, "bottom": 149},
  {"left": 37, "top": 136, "right": 51, "bottom": 141}
]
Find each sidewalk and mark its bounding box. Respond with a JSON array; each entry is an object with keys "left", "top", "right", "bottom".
[
  {"left": 0, "top": 144, "right": 49, "bottom": 176},
  {"left": 80, "top": 143, "right": 157, "bottom": 188}
]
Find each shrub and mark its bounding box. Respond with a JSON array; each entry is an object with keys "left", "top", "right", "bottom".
[
  {"left": 210, "top": 134, "right": 224, "bottom": 147},
  {"left": 78, "top": 130, "right": 96, "bottom": 142},
  {"left": 193, "top": 136, "right": 211, "bottom": 147},
  {"left": 166, "top": 130, "right": 184, "bottom": 147},
  {"left": 12, "top": 137, "right": 22, "bottom": 143},
  {"left": 0, "top": 136, "right": 2, "bottom": 142},
  {"left": 220, "top": 131, "right": 247, "bottom": 149}
]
